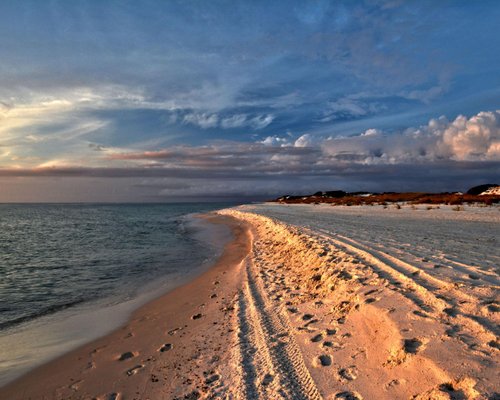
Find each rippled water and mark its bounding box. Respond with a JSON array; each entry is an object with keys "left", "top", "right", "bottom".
[
  {"left": 0, "top": 203, "right": 232, "bottom": 330},
  {"left": 0, "top": 203, "right": 233, "bottom": 385}
]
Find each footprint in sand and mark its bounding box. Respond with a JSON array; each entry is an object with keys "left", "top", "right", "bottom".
[
  {"left": 326, "top": 328, "right": 337, "bottom": 336},
  {"left": 338, "top": 365, "right": 358, "bottom": 381},
  {"left": 333, "top": 391, "right": 363, "bottom": 400},
  {"left": 385, "top": 338, "right": 427, "bottom": 366},
  {"left": 261, "top": 373, "right": 274, "bottom": 386},
  {"left": 159, "top": 343, "right": 173, "bottom": 352},
  {"left": 487, "top": 340, "right": 499, "bottom": 350},
  {"left": 314, "top": 354, "right": 332, "bottom": 367},
  {"left": 118, "top": 351, "right": 136, "bottom": 361},
  {"left": 204, "top": 374, "right": 220, "bottom": 385},
  {"left": 413, "top": 310, "right": 431, "bottom": 319},
  {"left": 322, "top": 340, "right": 345, "bottom": 350},
  {"left": 443, "top": 307, "right": 459, "bottom": 317},
  {"left": 183, "top": 390, "right": 201, "bottom": 400},
  {"left": 304, "top": 318, "right": 319, "bottom": 328},
  {"left": 403, "top": 338, "right": 426, "bottom": 354},
  {"left": 311, "top": 333, "right": 323, "bottom": 342},
  {"left": 385, "top": 378, "right": 406, "bottom": 389}
]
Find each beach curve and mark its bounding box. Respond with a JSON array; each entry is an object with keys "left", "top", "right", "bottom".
[{"left": 1, "top": 205, "right": 498, "bottom": 399}]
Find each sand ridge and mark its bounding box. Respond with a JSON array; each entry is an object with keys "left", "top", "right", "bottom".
[{"left": 217, "top": 208, "right": 498, "bottom": 399}]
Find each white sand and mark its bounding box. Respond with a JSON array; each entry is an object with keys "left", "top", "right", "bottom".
[
  {"left": 216, "top": 204, "right": 498, "bottom": 399},
  {"left": 1, "top": 205, "right": 498, "bottom": 399}
]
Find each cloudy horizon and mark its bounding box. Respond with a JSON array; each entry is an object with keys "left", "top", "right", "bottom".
[{"left": 1, "top": 1, "right": 499, "bottom": 202}]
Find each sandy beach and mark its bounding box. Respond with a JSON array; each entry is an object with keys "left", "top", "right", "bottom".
[
  {"left": 0, "top": 214, "right": 251, "bottom": 400},
  {"left": 1, "top": 204, "right": 498, "bottom": 399}
]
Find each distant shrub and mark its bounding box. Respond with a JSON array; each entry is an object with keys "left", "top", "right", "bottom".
[
  {"left": 448, "top": 197, "right": 463, "bottom": 205},
  {"left": 273, "top": 191, "right": 499, "bottom": 206}
]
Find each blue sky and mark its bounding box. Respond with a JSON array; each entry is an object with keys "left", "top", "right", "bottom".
[{"left": 0, "top": 0, "right": 499, "bottom": 201}]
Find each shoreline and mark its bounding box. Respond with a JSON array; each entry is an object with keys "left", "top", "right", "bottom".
[
  {"left": 2, "top": 204, "right": 497, "bottom": 399},
  {"left": 0, "top": 213, "right": 252, "bottom": 399},
  {"left": 0, "top": 211, "right": 233, "bottom": 388}
]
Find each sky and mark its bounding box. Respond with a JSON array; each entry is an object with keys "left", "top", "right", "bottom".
[{"left": 0, "top": 0, "right": 499, "bottom": 202}]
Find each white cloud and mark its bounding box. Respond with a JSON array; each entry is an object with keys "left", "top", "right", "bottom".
[
  {"left": 2, "top": 108, "right": 498, "bottom": 195},
  {"left": 249, "top": 114, "right": 274, "bottom": 129},
  {"left": 183, "top": 112, "right": 274, "bottom": 130},
  {"left": 402, "top": 85, "right": 445, "bottom": 104},
  {"left": 319, "top": 97, "right": 386, "bottom": 122},
  {"left": 182, "top": 112, "right": 219, "bottom": 129},
  {"left": 438, "top": 111, "right": 500, "bottom": 160},
  {"left": 361, "top": 128, "right": 381, "bottom": 137},
  {"left": 328, "top": 98, "right": 367, "bottom": 116},
  {"left": 322, "top": 110, "right": 500, "bottom": 163},
  {"left": 294, "top": 133, "right": 316, "bottom": 147},
  {"left": 220, "top": 114, "right": 248, "bottom": 128},
  {"left": 261, "top": 136, "right": 290, "bottom": 146}
]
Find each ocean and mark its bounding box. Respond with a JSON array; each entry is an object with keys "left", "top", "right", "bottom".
[{"left": 0, "top": 203, "right": 234, "bottom": 386}]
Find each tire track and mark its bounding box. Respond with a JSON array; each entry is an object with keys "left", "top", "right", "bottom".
[
  {"left": 234, "top": 234, "right": 323, "bottom": 399},
  {"left": 312, "top": 230, "right": 499, "bottom": 346}
]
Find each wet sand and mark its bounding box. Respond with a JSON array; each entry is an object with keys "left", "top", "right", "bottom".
[{"left": 0, "top": 214, "right": 251, "bottom": 400}]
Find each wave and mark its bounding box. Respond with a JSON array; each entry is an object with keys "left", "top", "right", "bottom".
[{"left": 0, "top": 299, "right": 86, "bottom": 331}]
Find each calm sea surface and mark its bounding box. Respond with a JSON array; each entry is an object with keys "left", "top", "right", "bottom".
[{"left": 0, "top": 203, "right": 234, "bottom": 385}]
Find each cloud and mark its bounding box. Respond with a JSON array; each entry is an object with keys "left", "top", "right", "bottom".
[
  {"left": 439, "top": 111, "right": 500, "bottom": 160},
  {"left": 260, "top": 136, "right": 290, "bottom": 147},
  {"left": 1, "top": 159, "right": 497, "bottom": 202},
  {"left": 38, "top": 109, "right": 498, "bottom": 173},
  {"left": 1, "top": 110, "right": 499, "bottom": 200},
  {"left": 250, "top": 114, "right": 275, "bottom": 129},
  {"left": 319, "top": 97, "right": 387, "bottom": 122},
  {"left": 182, "top": 112, "right": 275, "bottom": 130},
  {"left": 325, "top": 98, "right": 367, "bottom": 118},
  {"left": 401, "top": 85, "right": 446, "bottom": 104},
  {"left": 182, "top": 112, "right": 219, "bottom": 129},
  {"left": 220, "top": 114, "right": 248, "bottom": 129},
  {"left": 294, "top": 134, "right": 316, "bottom": 147},
  {"left": 322, "top": 110, "right": 500, "bottom": 163}
]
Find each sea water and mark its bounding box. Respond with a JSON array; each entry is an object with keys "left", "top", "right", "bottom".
[{"left": 0, "top": 203, "right": 234, "bottom": 386}]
